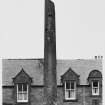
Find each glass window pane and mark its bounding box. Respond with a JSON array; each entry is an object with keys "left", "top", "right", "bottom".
[
  {"left": 18, "top": 93, "right": 23, "bottom": 100},
  {"left": 65, "top": 90, "right": 75, "bottom": 99},
  {"left": 23, "top": 93, "right": 28, "bottom": 100},
  {"left": 66, "top": 82, "right": 70, "bottom": 89},
  {"left": 23, "top": 84, "right": 27, "bottom": 91},
  {"left": 93, "top": 88, "right": 98, "bottom": 94},
  {"left": 65, "top": 90, "right": 69, "bottom": 98},
  {"left": 68, "top": 90, "right": 70, "bottom": 98},
  {"left": 93, "top": 82, "right": 98, "bottom": 87},
  {"left": 70, "top": 90, "right": 75, "bottom": 98},
  {"left": 71, "top": 82, "right": 74, "bottom": 89},
  {"left": 18, "top": 84, "right": 22, "bottom": 91}
]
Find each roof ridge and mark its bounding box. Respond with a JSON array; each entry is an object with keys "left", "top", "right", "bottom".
[{"left": 3, "top": 58, "right": 44, "bottom": 60}]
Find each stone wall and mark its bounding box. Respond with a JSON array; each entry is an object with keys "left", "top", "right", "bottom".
[{"left": 2, "top": 86, "right": 102, "bottom": 105}]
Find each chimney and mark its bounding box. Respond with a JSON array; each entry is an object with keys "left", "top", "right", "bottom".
[
  {"left": 95, "top": 56, "right": 103, "bottom": 59},
  {"left": 44, "top": 0, "right": 57, "bottom": 105}
]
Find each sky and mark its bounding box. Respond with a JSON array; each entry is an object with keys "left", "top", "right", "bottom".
[{"left": 0, "top": 0, "right": 105, "bottom": 59}]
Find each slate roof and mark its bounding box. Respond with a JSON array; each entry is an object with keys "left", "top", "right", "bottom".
[{"left": 2, "top": 58, "right": 102, "bottom": 86}]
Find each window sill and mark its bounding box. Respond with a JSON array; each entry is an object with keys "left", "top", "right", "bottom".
[
  {"left": 92, "top": 94, "right": 99, "bottom": 96},
  {"left": 90, "top": 95, "right": 102, "bottom": 98},
  {"left": 17, "top": 101, "right": 28, "bottom": 103},
  {"left": 63, "top": 99, "right": 78, "bottom": 102}
]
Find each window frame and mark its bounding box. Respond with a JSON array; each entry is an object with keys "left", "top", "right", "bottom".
[
  {"left": 64, "top": 81, "right": 76, "bottom": 100},
  {"left": 92, "top": 81, "right": 99, "bottom": 96},
  {"left": 17, "top": 84, "right": 29, "bottom": 102}
]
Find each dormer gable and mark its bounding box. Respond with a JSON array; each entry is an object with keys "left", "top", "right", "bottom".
[
  {"left": 87, "top": 70, "right": 102, "bottom": 85},
  {"left": 88, "top": 70, "right": 102, "bottom": 79},
  {"left": 13, "top": 68, "right": 32, "bottom": 84},
  {"left": 61, "top": 67, "right": 80, "bottom": 85}
]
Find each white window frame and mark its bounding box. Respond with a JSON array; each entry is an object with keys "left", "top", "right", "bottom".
[
  {"left": 17, "top": 84, "right": 28, "bottom": 102},
  {"left": 92, "top": 81, "right": 99, "bottom": 95},
  {"left": 65, "top": 81, "right": 76, "bottom": 100}
]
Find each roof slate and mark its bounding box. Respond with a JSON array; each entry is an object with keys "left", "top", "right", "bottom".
[{"left": 2, "top": 59, "right": 102, "bottom": 86}]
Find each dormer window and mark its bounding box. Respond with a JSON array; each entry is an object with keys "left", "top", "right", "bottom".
[
  {"left": 17, "top": 83, "right": 28, "bottom": 102},
  {"left": 13, "top": 68, "right": 32, "bottom": 104},
  {"left": 61, "top": 68, "right": 79, "bottom": 101},
  {"left": 87, "top": 70, "right": 102, "bottom": 96},
  {"left": 92, "top": 81, "right": 99, "bottom": 95},
  {"left": 65, "top": 81, "right": 76, "bottom": 100}
]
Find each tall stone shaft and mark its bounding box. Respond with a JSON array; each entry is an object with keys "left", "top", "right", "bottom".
[{"left": 44, "top": 0, "right": 57, "bottom": 105}]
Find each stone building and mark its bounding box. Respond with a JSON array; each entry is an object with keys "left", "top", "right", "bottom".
[
  {"left": 2, "top": 59, "right": 103, "bottom": 105},
  {"left": 2, "top": 0, "right": 103, "bottom": 105}
]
